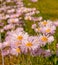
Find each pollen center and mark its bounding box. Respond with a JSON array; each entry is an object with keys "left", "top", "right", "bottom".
[
  {"left": 42, "top": 21, "right": 47, "bottom": 26},
  {"left": 17, "top": 36, "right": 23, "bottom": 40},
  {"left": 41, "top": 36, "right": 48, "bottom": 42},
  {"left": 46, "top": 28, "right": 51, "bottom": 33},
  {"left": 16, "top": 48, "right": 20, "bottom": 53},
  {"left": 26, "top": 42, "right": 33, "bottom": 47}
]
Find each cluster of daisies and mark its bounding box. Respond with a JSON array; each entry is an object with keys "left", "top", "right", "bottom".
[
  {"left": 0, "top": 0, "right": 58, "bottom": 58},
  {"left": 0, "top": 27, "right": 54, "bottom": 56},
  {"left": 0, "top": 20, "right": 58, "bottom": 57},
  {"left": 0, "top": 0, "right": 41, "bottom": 32}
]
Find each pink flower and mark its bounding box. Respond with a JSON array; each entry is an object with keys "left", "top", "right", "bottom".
[
  {"left": 30, "top": 0, "right": 38, "bottom": 2},
  {"left": 2, "top": 50, "right": 9, "bottom": 56},
  {"left": 40, "top": 25, "right": 56, "bottom": 34},
  {"left": 9, "top": 14, "right": 19, "bottom": 18},
  {"left": 2, "top": 41, "right": 10, "bottom": 48},
  {"left": 48, "top": 36, "right": 54, "bottom": 43},
  {"left": 3, "top": 24, "right": 14, "bottom": 30},
  {"left": 8, "top": 18, "right": 19, "bottom": 24},
  {"left": 32, "top": 24, "right": 36, "bottom": 29},
  {"left": 38, "top": 35, "right": 54, "bottom": 46},
  {"left": 10, "top": 48, "right": 21, "bottom": 56},
  {"left": 21, "top": 36, "right": 40, "bottom": 53},
  {"left": 43, "top": 49, "right": 51, "bottom": 57},
  {"left": 7, "top": 9, "right": 15, "bottom": 13},
  {"left": 5, "top": 28, "right": 29, "bottom": 48},
  {"left": 53, "top": 21, "right": 58, "bottom": 26}
]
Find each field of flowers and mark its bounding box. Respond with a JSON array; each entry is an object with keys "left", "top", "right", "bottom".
[{"left": 0, "top": 0, "right": 58, "bottom": 65}]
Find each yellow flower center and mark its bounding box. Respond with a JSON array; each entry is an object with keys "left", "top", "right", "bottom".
[
  {"left": 26, "top": 42, "right": 33, "bottom": 47},
  {"left": 17, "top": 36, "right": 23, "bottom": 40},
  {"left": 46, "top": 28, "right": 51, "bottom": 33},
  {"left": 41, "top": 36, "right": 48, "bottom": 42},
  {"left": 16, "top": 48, "right": 20, "bottom": 53},
  {"left": 42, "top": 21, "right": 47, "bottom": 26}
]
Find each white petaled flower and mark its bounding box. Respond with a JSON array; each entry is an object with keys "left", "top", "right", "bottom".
[
  {"left": 32, "top": 24, "right": 37, "bottom": 29},
  {"left": 22, "top": 8, "right": 29, "bottom": 13},
  {"left": 35, "top": 20, "right": 56, "bottom": 34},
  {"left": 25, "top": 11, "right": 35, "bottom": 16},
  {"left": 39, "top": 20, "right": 53, "bottom": 27},
  {"left": 24, "top": 16, "right": 31, "bottom": 20},
  {"left": 38, "top": 35, "right": 54, "bottom": 46},
  {"left": 2, "top": 41, "right": 10, "bottom": 48},
  {"left": 5, "top": 28, "right": 29, "bottom": 48},
  {"left": 53, "top": 21, "right": 58, "bottom": 26},
  {"left": 10, "top": 48, "right": 21, "bottom": 56},
  {"left": 35, "top": 27, "right": 42, "bottom": 33},
  {"left": 38, "top": 35, "right": 48, "bottom": 46},
  {"left": 39, "top": 20, "right": 48, "bottom": 27},
  {"left": 15, "top": 28, "right": 24, "bottom": 32},
  {"left": 6, "top": 0, "right": 11, "bottom": 2},
  {"left": 31, "top": 0, "right": 38, "bottom": 2},
  {"left": 38, "top": 16, "right": 42, "bottom": 21},
  {"left": 48, "top": 36, "right": 54, "bottom": 43},
  {"left": 8, "top": 18, "right": 19, "bottom": 24},
  {"left": 40, "top": 25, "right": 56, "bottom": 34},
  {"left": 10, "top": 14, "right": 19, "bottom": 18},
  {"left": 21, "top": 36, "right": 40, "bottom": 53},
  {"left": 5, "top": 15, "right": 10, "bottom": 19},
  {"left": 7, "top": 9, "right": 15, "bottom": 13},
  {"left": 3, "top": 24, "right": 14, "bottom": 30}
]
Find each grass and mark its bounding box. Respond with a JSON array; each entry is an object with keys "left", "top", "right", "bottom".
[
  {"left": 0, "top": 0, "right": 58, "bottom": 65},
  {"left": 23, "top": 0, "right": 58, "bottom": 20}
]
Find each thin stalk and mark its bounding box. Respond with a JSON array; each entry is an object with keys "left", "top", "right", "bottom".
[{"left": 0, "top": 32, "right": 5, "bottom": 65}]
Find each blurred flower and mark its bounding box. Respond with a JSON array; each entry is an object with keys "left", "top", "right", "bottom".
[
  {"left": 10, "top": 48, "right": 21, "bottom": 56},
  {"left": 8, "top": 18, "right": 19, "bottom": 24},
  {"left": 3, "top": 24, "right": 15, "bottom": 30},
  {"left": 32, "top": 24, "right": 37, "bottom": 29},
  {"left": 43, "top": 49, "right": 51, "bottom": 57},
  {"left": 53, "top": 21, "right": 58, "bottom": 26},
  {"left": 38, "top": 35, "right": 54, "bottom": 46},
  {"left": 21, "top": 36, "right": 39, "bottom": 53},
  {"left": 30, "top": 0, "right": 38, "bottom": 2}
]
